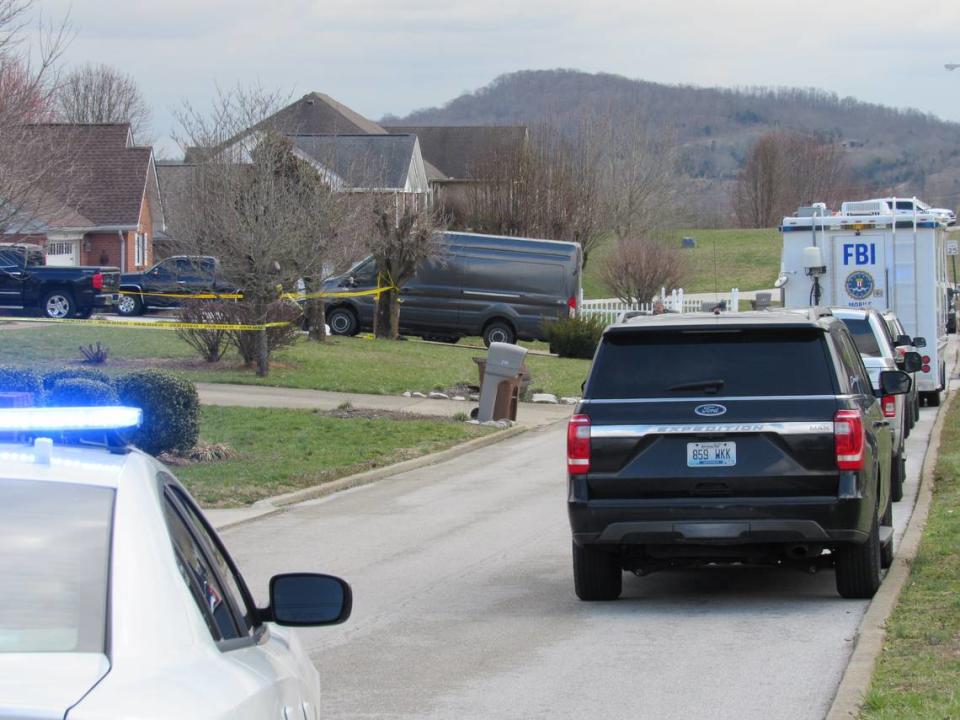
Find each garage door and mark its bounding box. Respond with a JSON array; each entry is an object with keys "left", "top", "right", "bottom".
[{"left": 46, "top": 240, "right": 78, "bottom": 266}]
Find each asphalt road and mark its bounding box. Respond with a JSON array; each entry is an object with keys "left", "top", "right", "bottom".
[{"left": 223, "top": 398, "right": 942, "bottom": 720}]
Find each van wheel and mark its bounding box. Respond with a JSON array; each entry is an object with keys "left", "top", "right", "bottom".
[
  {"left": 835, "top": 512, "right": 881, "bottom": 599},
  {"left": 890, "top": 451, "right": 905, "bottom": 502},
  {"left": 482, "top": 320, "right": 516, "bottom": 347},
  {"left": 923, "top": 391, "right": 941, "bottom": 408},
  {"left": 572, "top": 542, "right": 622, "bottom": 601},
  {"left": 328, "top": 307, "right": 359, "bottom": 336}
]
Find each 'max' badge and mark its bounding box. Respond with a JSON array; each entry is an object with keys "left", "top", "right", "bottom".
[{"left": 694, "top": 403, "right": 727, "bottom": 417}]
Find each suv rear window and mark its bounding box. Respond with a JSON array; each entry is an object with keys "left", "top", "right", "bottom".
[
  {"left": 587, "top": 328, "right": 836, "bottom": 399},
  {"left": 839, "top": 318, "right": 882, "bottom": 356}
]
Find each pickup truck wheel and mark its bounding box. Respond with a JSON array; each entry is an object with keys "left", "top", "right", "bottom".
[
  {"left": 835, "top": 512, "right": 881, "bottom": 599},
  {"left": 572, "top": 542, "right": 622, "bottom": 601},
  {"left": 482, "top": 320, "right": 516, "bottom": 347},
  {"left": 328, "top": 307, "right": 359, "bottom": 336},
  {"left": 890, "top": 451, "right": 905, "bottom": 502},
  {"left": 116, "top": 293, "right": 143, "bottom": 316},
  {"left": 42, "top": 291, "right": 75, "bottom": 319}
]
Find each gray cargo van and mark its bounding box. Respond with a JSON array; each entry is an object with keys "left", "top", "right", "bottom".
[{"left": 324, "top": 231, "right": 583, "bottom": 345}]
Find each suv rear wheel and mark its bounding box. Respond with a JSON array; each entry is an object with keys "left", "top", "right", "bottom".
[
  {"left": 572, "top": 542, "right": 622, "bottom": 601},
  {"left": 890, "top": 451, "right": 905, "bottom": 502},
  {"left": 880, "top": 494, "right": 894, "bottom": 569},
  {"left": 835, "top": 511, "right": 881, "bottom": 599}
]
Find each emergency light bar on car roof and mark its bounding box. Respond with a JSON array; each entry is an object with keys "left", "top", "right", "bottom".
[{"left": 0, "top": 406, "right": 142, "bottom": 432}]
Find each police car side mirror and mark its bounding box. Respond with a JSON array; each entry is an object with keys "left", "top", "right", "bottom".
[
  {"left": 894, "top": 334, "right": 912, "bottom": 347},
  {"left": 879, "top": 370, "right": 911, "bottom": 396},
  {"left": 913, "top": 337, "right": 927, "bottom": 348},
  {"left": 262, "top": 573, "right": 352, "bottom": 627},
  {"left": 901, "top": 352, "right": 923, "bottom": 373}
]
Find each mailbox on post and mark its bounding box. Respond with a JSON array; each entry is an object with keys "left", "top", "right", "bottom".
[{"left": 477, "top": 342, "right": 528, "bottom": 422}]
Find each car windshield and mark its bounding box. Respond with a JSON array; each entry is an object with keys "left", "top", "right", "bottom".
[
  {"left": 587, "top": 328, "right": 836, "bottom": 399},
  {"left": 0, "top": 479, "right": 114, "bottom": 654},
  {"left": 839, "top": 318, "right": 882, "bottom": 357}
]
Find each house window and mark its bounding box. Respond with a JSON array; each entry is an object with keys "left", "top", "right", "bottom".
[
  {"left": 135, "top": 233, "right": 147, "bottom": 267},
  {"left": 48, "top": 241, "right": 73, "bottom": 256}
]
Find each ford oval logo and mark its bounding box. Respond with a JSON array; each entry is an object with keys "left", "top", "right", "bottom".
[{"left": 694, "top": 404, "right": 727, "bottom": 417}]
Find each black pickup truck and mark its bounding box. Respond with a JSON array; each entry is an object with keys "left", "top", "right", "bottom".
[
  {"left": 116, "top": 256, "right": 237, "bottom": 316},
  {"left": 0, "top": 244, "right": 120, "bottom": 318}
]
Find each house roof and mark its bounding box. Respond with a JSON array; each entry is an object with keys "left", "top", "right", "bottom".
[
  {"left": 185, "top": 93, "right": 447, "bottom": 181},
  {"left": 17, "top": 123, "right": 152, "bottom": 229},
  {"left": 381, "top": 125, "right": 527, "bottom": 179},
  {"left": 289, "top": 134, "right": 425, "bottom": 191}
]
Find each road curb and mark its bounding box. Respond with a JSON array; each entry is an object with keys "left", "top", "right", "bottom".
[
  {"left": 213, "top": 424, "right": 530, "bottom": 531},
  {"left": 825, "top": 374, "right": 956, "bottom": 719}
]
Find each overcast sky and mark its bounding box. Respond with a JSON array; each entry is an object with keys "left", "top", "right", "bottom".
[{"left": 35, "top": 0, "right": 960, "bottom": 156}]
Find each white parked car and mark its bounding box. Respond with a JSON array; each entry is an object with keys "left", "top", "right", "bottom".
[
  {"left": 0, "top": 407, "right": 350, "bottom": 720},
  {"left": 878, "top": 197, "right": 956, "bottom": 226},
  {"left": 831, "top": 308, "right": 922, "bottom": 503}
]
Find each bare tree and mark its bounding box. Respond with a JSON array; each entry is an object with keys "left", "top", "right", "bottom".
[
  {"left": 598, "top": 116, "right": 680, "bottom": 242},
  {"left": 445, "top": 122, "right": 606, "bottom": 266},
  {"left": 171, "top": 85, "right": 364, "bottom": 375},
  {"left": 56, "top": 63, "right": 151, "bottom": 142},
  {"left": 367, "top": 198, "right": 442, "bottom": 339},
  {"left": 600, "top": 238, "right": 685, "bottom": 305},
  {"left": 734, "top": 130, "right": 849, "bottom": 227},
  {"left": 0, "top": 0, "right": 76, "bottom": 231}
]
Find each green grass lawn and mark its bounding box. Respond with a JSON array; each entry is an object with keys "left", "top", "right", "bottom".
[
  {"left": 175, "top": 406, "right": 494, "bottom": 507},
  {"left": 582, "top": 228, "right": 782, "bottom": 298},
  {"left": 860, "top": 398, "right": 960, "bottom": 719},
  {"left": 0, "top": 325, "right": 591, "bottom": 398}
]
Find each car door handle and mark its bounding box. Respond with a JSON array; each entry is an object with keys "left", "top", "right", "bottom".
[{"left": 873, "top": 420, "right": 890, "bottom": 428}]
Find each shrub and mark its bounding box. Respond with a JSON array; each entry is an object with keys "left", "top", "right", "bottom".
[
  {"left": 0, "top": 365, "right": 43, "bottom": 403},
  {"left": 47, "top": 378, "right": 119, "bottom": 407},
  {"left": 79, "top": 342, "right": 109, "bottom": 364},
  {"left": 175, "top": 301, "right": 232, "bottom": 362},
  {"left": 228, "top": 301, "right": 303, "bottom": 367},
  {"left": 546, "top": 316, "right": 606, "bottom": 359},
  {"left": 42, "top": 367, "right": 111, "bottom": 391},
  {"left": 115, "top": 370, "right": 200, "bottom": 456}
]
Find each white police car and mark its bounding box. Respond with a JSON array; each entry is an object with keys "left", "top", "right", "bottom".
[{"left": 0, "top": 407, "right": 350, "bottom": 719}]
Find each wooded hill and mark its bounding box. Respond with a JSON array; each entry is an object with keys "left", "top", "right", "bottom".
[{"left": 385, "top": 69, "right": 960, "bottom": 223}]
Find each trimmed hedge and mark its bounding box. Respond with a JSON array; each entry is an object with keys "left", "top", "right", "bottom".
[
  {"left": 0, "top": 365, "right": 44, "bottom": 402},
  {"left": 115, "top": 370, "right": 200, "bottom": 456},
  {"left": 546, "top": 316, "right": 606, "bottom": 359},
  {"left": 41, "top": 367, "right": 111, "bottom": 391},
  {"left": 47, "top": 378, "right": 119, "bottom": 407}
]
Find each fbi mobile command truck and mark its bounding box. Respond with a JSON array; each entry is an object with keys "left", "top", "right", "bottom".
[{"left": 778, "top": 199, "right": 955, "bottom": 405}]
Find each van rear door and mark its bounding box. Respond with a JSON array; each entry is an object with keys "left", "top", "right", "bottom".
[{"left": 832, "top": 233, "right": 886, "bottom": 310}]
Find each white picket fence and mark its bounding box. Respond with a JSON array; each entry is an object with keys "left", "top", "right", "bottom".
[{"left": 580, "top": 288, "right": 742, "bottom": 325}]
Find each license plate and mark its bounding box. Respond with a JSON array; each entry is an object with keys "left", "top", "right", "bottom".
[{"left": 687, "top": 442, "right": 736, "bottom": 467}]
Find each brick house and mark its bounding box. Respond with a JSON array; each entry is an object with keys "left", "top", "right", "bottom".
[{"left": 1, "top": 123, "right": 163, "bottom": 271}]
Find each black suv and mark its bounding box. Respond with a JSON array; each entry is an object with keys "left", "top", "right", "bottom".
[{"left": 567, "top": 310, "right": 912, "bottom": 601}]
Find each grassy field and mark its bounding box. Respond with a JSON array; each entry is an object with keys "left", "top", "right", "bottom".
[
  {"left": 860, "top": 398, "right": 960, "bottom": 719},
  {"left": 175, "top": 406, "right": 493, "bottom": 507},
  {"left": 582, "top": 228, "right": 782, "bottom": 298},
  {"left": 0, "top": 325, "right": 591, "bottom": 398}
]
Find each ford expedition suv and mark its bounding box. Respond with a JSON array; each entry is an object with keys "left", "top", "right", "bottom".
[
  {"left": 567, "top": 309, "right": 911, "bottom": 601},
  {"left": 0, "top": 243, "right": 120, "bottom": 318}
]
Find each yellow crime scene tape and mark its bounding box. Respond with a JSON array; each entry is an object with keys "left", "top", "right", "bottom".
[
  {"left": 115, "top": 286, "right": 397, "bottom": 301},
  {"left": 0, "top": 316, "right": 293, "bottom": 331},
  {"left": 0, "top": 286, "right": 398, "bottom": 332}
]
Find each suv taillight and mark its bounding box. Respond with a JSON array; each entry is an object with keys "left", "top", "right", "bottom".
[
  {"left": 567, "top": 295, "right": 577, "bottom": 318},
  {"left": 881, "top": 395, "right": 897, "bottom": 418},
  {"left": 92, "top": 272, "right": 104, "bottom": 291},
  {"left": 834, "top": 409, "right": 865, "bottom": 471},
  {"left": 567, "top": 414, "right": 591, "bottom": 474}
]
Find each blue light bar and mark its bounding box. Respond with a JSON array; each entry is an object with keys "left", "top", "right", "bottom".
[{"left": 0, "top": 406, "right": 142, "bottom": 432}]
